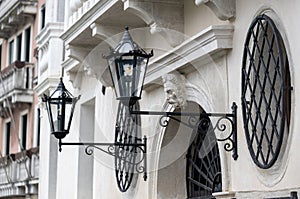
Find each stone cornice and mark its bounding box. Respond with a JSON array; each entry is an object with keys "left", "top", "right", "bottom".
[
  {"left": 36, "top": 22, "right": 64, "bottom": 48},
  {"left": 34, "top": 77, "right": 60, "bottom": 97},
  {"left": 144, "top": 25, "right": 234, "bottom": 86},
  {"left": 0, "top": 0, "right": 38, "bottom": 38},
  {"left": 60, "top": 0, "right": 118, "bottom": 45}
]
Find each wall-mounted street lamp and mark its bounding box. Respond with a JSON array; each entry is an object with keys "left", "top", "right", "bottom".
[
  {"left": 42, "top": 78, "right": 80, "bottom": 142},
  {"left": 43, "top": 27, "right": 238, "bottom": 192}
]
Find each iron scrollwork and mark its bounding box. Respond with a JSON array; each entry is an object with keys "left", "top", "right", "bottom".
[
  {"left": 59, "top": 138, "right": 147, "bottom": 192},
  {"left": 131, "top": 102, "right": 238, "bottom": 160},
  {"left": 58, "top": 102, "right": 147, "bottom": 193}
]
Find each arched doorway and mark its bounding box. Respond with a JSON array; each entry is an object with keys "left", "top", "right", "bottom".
[{"left": 156, "top": 101, "right": 222, "bottom": 199}]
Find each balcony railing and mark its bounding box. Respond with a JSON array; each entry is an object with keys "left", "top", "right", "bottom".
[
  {"left": 68, "top": 0, "right": 100, "bottom": 27},
  {"left": 0, "top": 0, "right": 38, "bottom": 39},
  {"left": 0, "top": 61, "right": 34, "bottom": 117},
  {"left": 0, "top": 148, "right": 39, "bottom": 197}
]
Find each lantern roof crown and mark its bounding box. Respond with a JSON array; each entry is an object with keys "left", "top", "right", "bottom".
[
  {"left": 114, "top": 27, "right": 144, "bottom": 54},
  {"left": 49, "top": 78, "right": 74, "bottom": 100}
]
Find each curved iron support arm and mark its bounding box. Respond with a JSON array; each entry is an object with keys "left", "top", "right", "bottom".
[
  {"left": 58, "top": 137, "right": 147, "bottom": 181},
  {"left": 130, "top": 102, "right": 238, "bottom": 160}
]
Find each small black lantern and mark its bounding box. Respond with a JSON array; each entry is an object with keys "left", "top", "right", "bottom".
[
  {"left": 42, "top": 78, "right": 80, "bottom": 139},
  {"left": 106, "top": 27, "right": 153, "bottom": 106}
]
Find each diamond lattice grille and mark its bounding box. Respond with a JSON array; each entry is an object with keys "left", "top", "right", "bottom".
[{"left": 241, "top": 14, "right": 291, "bottom": 169}]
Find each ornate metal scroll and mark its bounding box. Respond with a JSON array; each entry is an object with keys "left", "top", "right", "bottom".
[
  {"left": 130, "top": 102, "right": 238, "bottom": 160},
  {"left": 58, "top": 102, "right": 147, "bottom": 193}
]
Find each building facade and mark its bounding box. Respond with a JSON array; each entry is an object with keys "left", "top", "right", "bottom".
[
  {"left": 23, "top": 0, "right": 300, "bottom": 199},
  {"left": 0, "top": 0, "right": 41, "bottom": 198}
]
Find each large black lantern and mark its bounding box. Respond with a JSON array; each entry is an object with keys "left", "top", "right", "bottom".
[
  {"left": 106, "top": 27, "right": 153, "bottom": 106},
  {"left": 42, "top": 78, "right": 80, "bottom": 139}
]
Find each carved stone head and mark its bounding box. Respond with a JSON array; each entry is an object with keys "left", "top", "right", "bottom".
[{"left": 162, "top": 71, "right": 187, "bottom": 108}]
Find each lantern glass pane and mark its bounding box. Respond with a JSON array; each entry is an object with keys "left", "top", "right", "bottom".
[
  {"left": 49, "top": 98, "right": 73, "bottom": 134},
  {"left": 108, "top": 57, "right": 121, "bottom": 98},
  {"left": 120, "top": 56, "right": 134, "bottom": 98},
  {"left": 135, "top": 55, "right": 149, "bottom": 98}
]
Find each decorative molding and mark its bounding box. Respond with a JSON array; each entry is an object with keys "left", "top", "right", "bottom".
[
  {"left": 62, "top": 57, "right": 82, "bottom": 89},
  {"left": 195, "top": 0, "right": 236, "bottom": 21},
  {"left": 0, "top": 0, "right": 38, "bottom": 38},
  {"left": 36, "top": 22, "right": 64, "bottom": 48},
  {"left": 39, "top": 42, "right": 49, "bottom": 75},
  {"left": 61, "top": 0, "right": 118, "bottom": 44},
  {"left": 64, "top": 43, "right": 112, "bottom": 88},
  {"left": 212, "top": 191, "right": 235, "bottom": 199},
  {"left": 36, "top": 22, "right": 64, "bottom": 90},
  {"left": 34, "top": 77, "right": 60, "bottom": 97},
  {"left": 123, "top": 0, "right": 184, "bottom": 47},
  {"left": 144, "top": 25, "right": 234, "bottom": 87}
]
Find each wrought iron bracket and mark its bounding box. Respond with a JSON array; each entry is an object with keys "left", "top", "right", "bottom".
[
  {"left": 57, "top": 136, "right": 148, "bottom": 181},
  {"left": 130, "top": 102, "right": 238, "bottom": 160}
]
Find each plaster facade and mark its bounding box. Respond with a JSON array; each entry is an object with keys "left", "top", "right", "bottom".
[
  {"left": 0, "top": 0, "right": 41, "bottom": 198},
  {"left": 34, "top": 0, "right": 300, "bottom": 199}
]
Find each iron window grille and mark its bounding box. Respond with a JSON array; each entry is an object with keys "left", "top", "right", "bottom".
[
  {"left": 186, "top": 111, "right": 222, "bottom": 199},
  {"left": 241, "top": 14, "right": 292, "bottom": 169}
]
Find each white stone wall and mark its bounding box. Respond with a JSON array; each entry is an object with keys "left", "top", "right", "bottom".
[
  {"left": 227, "top": 1, "right": 300, "bottom": 197},
  {"left": 37, "top": 0, "right": 300, "bottom": 198}
]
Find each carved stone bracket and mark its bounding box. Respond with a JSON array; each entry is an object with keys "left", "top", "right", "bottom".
[
  {"left": 123, "top": 0, "right": 184, "bottom": 47},
  {"left": 66, "top": 45, "right": 91, "bottom": 63},
  {"left": 195, "top": 0, "right": 236, "bottom": 21},
  {"left": 90, "top": 23, "right": 122, "bottom": 47},
  {"left": 64, "top": 45, "right": 91, "bottom": 89}
]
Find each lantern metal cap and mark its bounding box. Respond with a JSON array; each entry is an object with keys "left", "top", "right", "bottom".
[
  {"left": 116, "top": 27, "right": 137, "bottom": 52},
  {"left": 50, "top": 78, "right": 74, "bottom": 100}
]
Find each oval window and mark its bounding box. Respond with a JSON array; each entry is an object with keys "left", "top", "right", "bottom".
[{"left": 241, "top": 14, "right": 291, "bottom": 169}]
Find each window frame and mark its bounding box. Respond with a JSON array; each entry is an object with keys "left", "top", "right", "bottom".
[
  {"left": 16, "top": 33, "right": 22, "bottom": 61},
  {"left": 3, "top": 119, "right": 11, "bottom": 156},
  {"left": 24, "top": 26, "right": 31, "bottom": 62},
  {"left": 19, "top": 110, "right": 29, "bottom": 151},
  {"left": 39, "top": 4, "right": 46, "bottom": 30},
  {"left": 6, "top": 24, "right": 32, "bottom": 66},
  {"left": 33, "top": 107, "right": 41, "bottom": 147},
  {"left": 8, "top": 39, "right": 15, "bottom": 65}
]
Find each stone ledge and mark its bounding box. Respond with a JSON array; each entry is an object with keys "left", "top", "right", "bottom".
[{"left": 144, "top": 25, "right": 234, "bottom": 88}]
